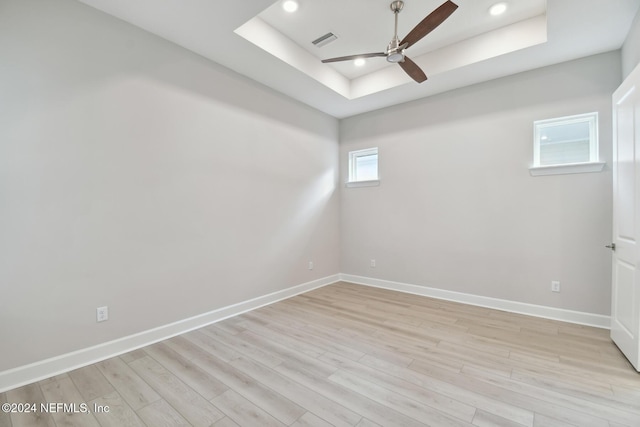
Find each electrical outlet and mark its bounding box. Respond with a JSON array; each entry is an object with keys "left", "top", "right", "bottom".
[
  {"left": 96, "top": 306, "right": 109, "bottom": 322},
  {"left": 370, "top": 259, "right": 376, "bottom": 268},
  {"left": 308, "top": 261, "right": 313, "bottom": 270},
  {"left": 551, "top": 281, "right": 560, "bottom": 293}
]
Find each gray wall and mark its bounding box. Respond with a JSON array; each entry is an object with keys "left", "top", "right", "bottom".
[
  {"left": 0, "top": 0, "right": 340, "bottom": 372},
  {"left": 340, "top": 52, "right": 621, "bottom": 316},
  {"left": 622, "top": 7, "right": 640, "bottom": 78}
]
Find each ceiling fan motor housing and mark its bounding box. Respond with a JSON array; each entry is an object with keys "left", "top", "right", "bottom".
[{"left": 386, "top": 36, "right": 405, "bottom": 62}]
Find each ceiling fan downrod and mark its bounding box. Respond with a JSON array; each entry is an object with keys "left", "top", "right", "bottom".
[{"left": 387, "top": 1, "right": 405, "bottom": 63}]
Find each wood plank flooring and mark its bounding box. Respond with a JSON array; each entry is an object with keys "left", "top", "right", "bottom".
[{"left": 2, "top": 282, "right": 640, "bottom": 426}]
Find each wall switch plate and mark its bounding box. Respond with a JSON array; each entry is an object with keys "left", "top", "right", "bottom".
[
  {"left": 96, "top": 306, "right": 109, "bottom": 322},
  {"left": 308, "top": 261, "right": 313, "bottom": 270},
  {"left": 370, "top": 259, "right": 376, "bottom": 268},
  {"left": 551, "top": 281, "right": 560, "bottom": 292}
]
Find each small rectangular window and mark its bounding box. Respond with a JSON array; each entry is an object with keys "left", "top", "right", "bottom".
[
  {"left": 348, "top": 148, "right": 378, "bottom": 183},
  {"left": 533, "top": 112, "right": 598, "bottom": 167}
]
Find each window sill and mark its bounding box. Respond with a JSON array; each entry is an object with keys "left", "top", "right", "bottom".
[
  {"left": 345, "top": 180, "right": 380, "bottom": 188},
  {"left": 529, "top": 161, "right": 606, "bottom": 176}
]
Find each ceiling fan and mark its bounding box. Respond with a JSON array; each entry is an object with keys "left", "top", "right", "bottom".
[{"left": 321, "top": 0, "right": 458, "bottom": 83}]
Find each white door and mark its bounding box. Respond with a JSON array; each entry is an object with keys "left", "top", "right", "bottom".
[{"left": 610, "top": 62, "right": 640, "bottom": 371}]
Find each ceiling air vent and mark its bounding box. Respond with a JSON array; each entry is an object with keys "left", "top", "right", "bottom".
[{"left": 312, "top": 32, "right": 337, "bottom": 48}]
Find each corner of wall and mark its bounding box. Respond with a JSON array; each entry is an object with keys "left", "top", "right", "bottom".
[{"left": 622, "top": 7, "right": 640, "bottom": 78}]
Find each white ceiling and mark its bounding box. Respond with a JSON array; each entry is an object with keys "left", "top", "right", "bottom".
[
  {"left": 76, "top": 0, "right": 640, "bottom": 118},
  {"left": 257, "top": 0, "right": 547, "bottom": 80}
]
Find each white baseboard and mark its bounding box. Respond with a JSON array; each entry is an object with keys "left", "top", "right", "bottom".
[
  {"left": 339, "top": 274, "right": 611, "bottom": 329},
  {"left": 0, "top": 274, "right": 340, "bottom": 393}
]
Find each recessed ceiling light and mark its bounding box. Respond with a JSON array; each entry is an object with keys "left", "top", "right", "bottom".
[
  {"left": 489, "top": 2, "right": 508, "bottom": 16},
  {"left": 282, "top": 0, "right": 299, "bottom": 13},
  {"left": 354, "top": 58, "right": 366, "bottom": 67}
]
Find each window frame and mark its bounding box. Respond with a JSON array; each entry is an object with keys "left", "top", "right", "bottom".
[
  {"left": 530, "top": 112, "right": 605, "bottom": 176},
  {"left": 347, "top": 147, "right": 379, "bottom": 186}
]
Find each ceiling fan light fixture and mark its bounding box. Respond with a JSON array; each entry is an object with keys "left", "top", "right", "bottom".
[
  {"left": 387, "top": 52, "right": 404, "bottom": 63},
  {"left": 282, "top": 0, "right": 299, "bottom": 13},
  {"left": 489, "top": 2, "right": 508, "bottom": 16}
]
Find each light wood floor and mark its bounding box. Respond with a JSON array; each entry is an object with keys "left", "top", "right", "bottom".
[{"left": 2, "top": 282, "right": 640, "bottom": 427}]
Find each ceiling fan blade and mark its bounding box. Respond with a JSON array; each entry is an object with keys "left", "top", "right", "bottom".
[
  {"left": 400, "top": 0, "right": 458, "bottom": 49},
  {"left": 321, "top": 52, "right": 386, "bottom": 63},
  {"left": 399, "top": 56, "right": 427, "bottom": 83}
]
